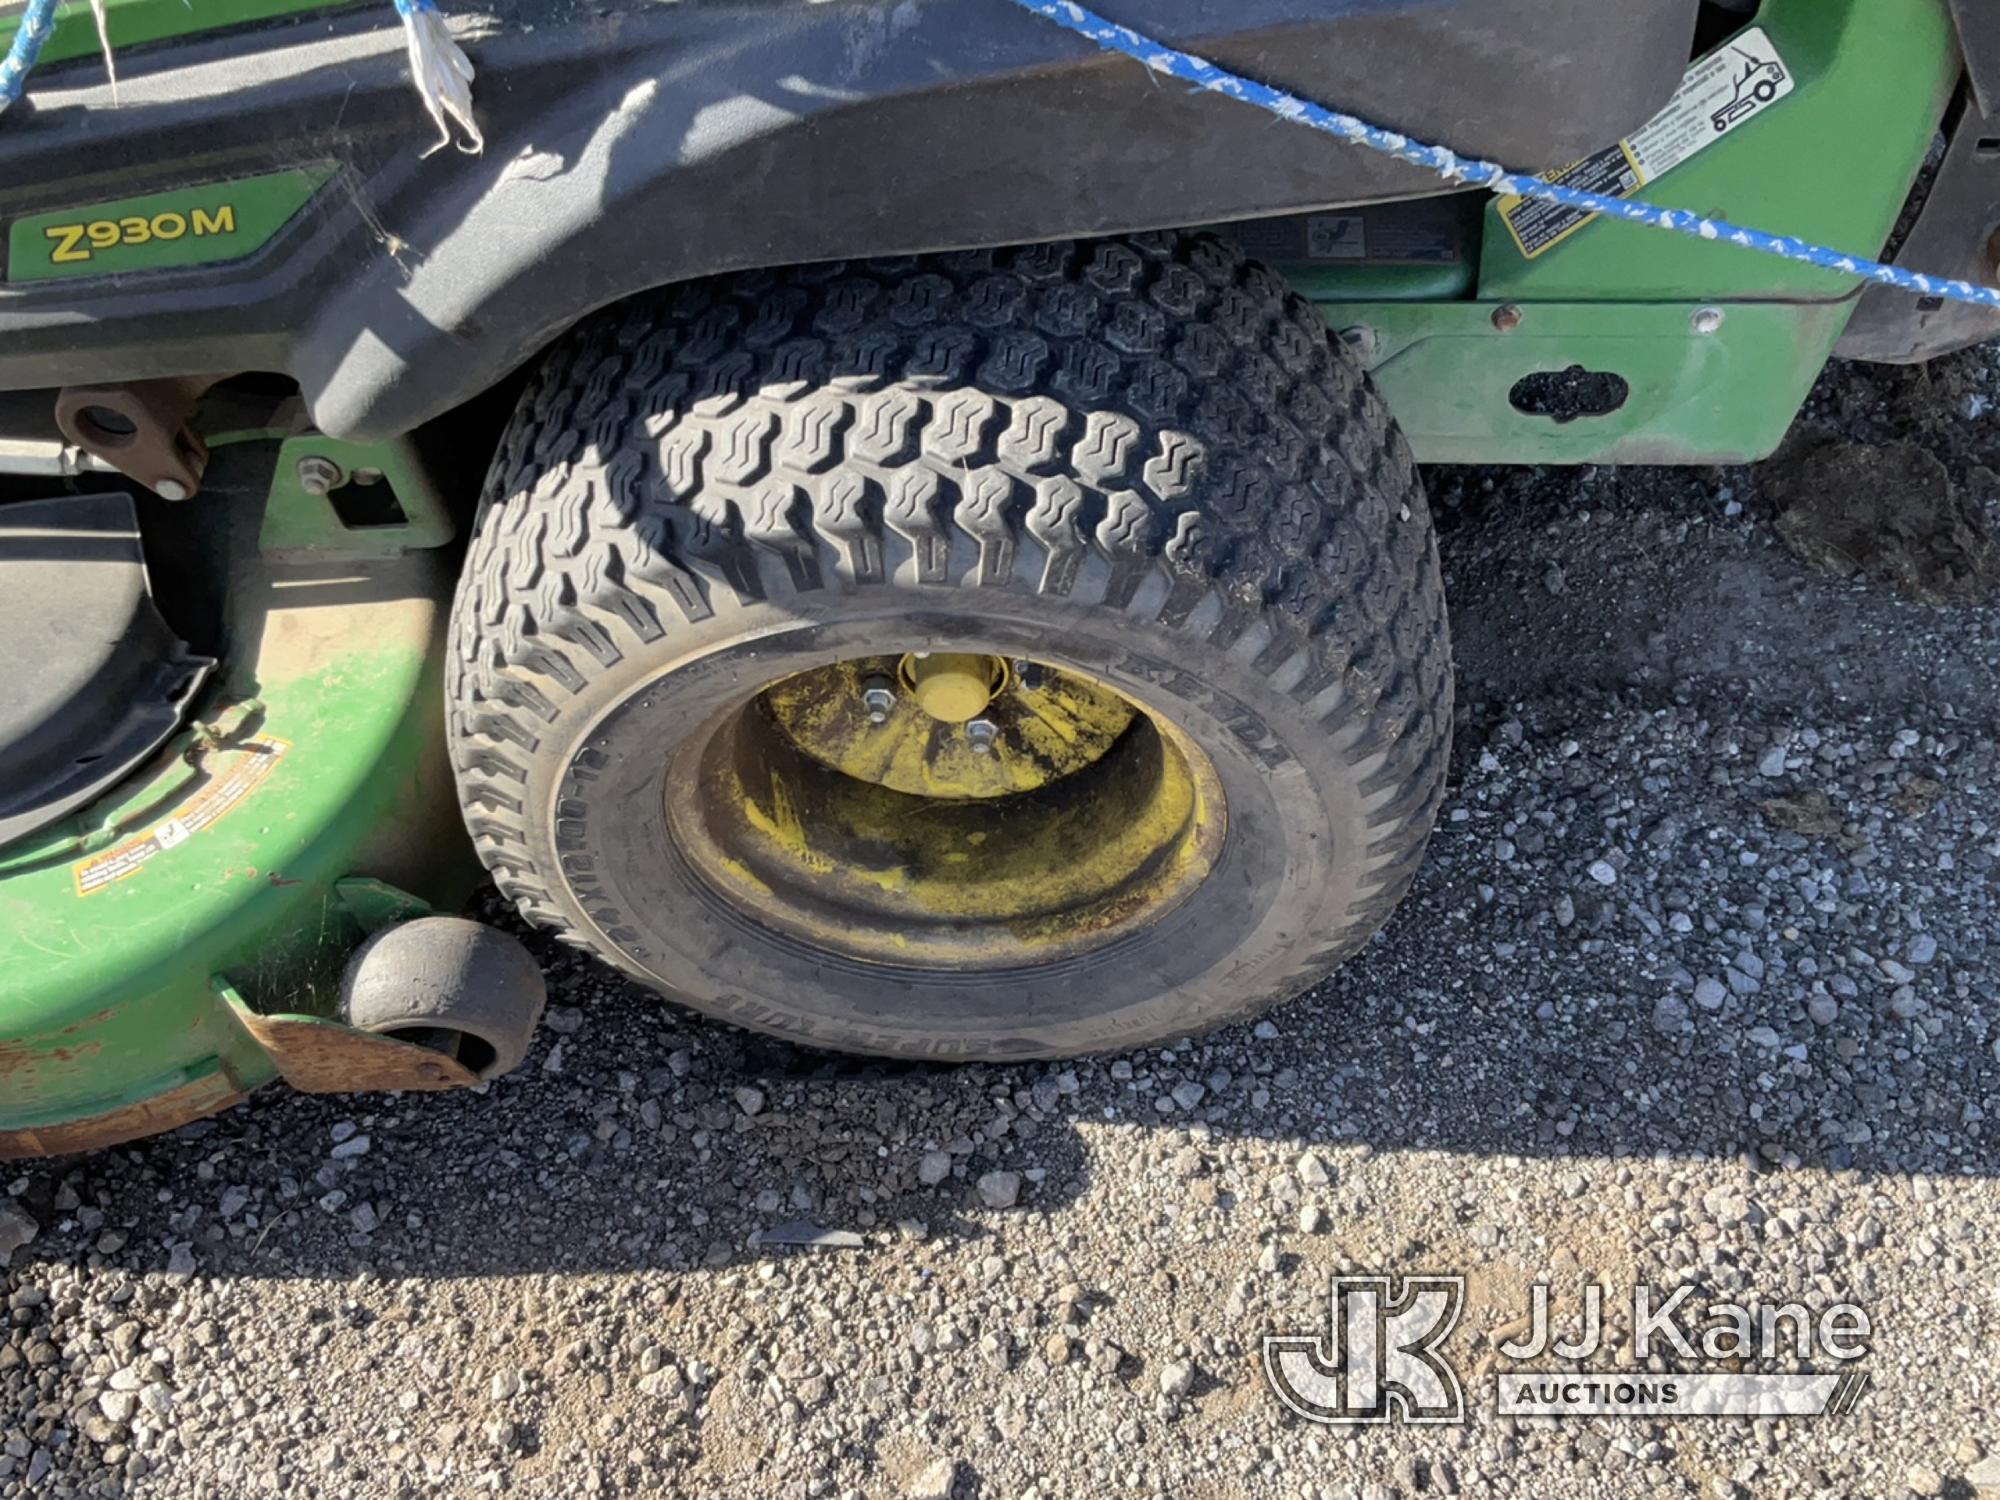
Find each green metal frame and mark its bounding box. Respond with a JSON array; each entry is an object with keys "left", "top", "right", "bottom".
[
  {"left": 1340, "top": 299, "right": 1855, "bottom": 465},
  {"left": 1283, "top": 0, "right": 1959, "bottom": 464},
  {"left": 259, "top": 435, "right": 457, "bottom": 556}
]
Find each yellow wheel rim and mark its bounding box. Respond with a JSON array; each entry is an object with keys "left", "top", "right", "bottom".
[{"left": 665, "top": 654, "right": 1225, "bottom": 968}]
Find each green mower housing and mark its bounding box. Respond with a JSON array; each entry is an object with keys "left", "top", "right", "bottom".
[{"left": 0, "top": 0, "right": 1995, "bottom": 1152}]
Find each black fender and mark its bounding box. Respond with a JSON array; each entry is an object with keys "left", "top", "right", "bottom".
[{"left": 0, "top": 0, "right": 1697, "bottom": 439}]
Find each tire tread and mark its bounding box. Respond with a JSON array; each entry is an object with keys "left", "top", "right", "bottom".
[{"left": 447, "top": 233, "right": 1452, "bottom": 1032}]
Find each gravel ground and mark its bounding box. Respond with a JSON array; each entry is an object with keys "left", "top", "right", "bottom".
[{"left": 5, "top": 345, "right": 2000, "bottom": 1500}]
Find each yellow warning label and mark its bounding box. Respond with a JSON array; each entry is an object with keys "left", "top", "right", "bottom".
[
  {"left": 1498, "top": 142, "right": 1649, "bottom": 260},
  {"left": 1499, "top": 27, "right": 1794, "bottom": 260},
  {"left": 74, "top": 738, "right": 289, "bottom": 896}
]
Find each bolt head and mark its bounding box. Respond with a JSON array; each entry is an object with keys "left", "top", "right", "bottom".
[
  {"left": 861, "top": 679, "right": 897, "bottom": 726},
  {"left": 1338, "top": 325, "right": 1379, "bottom": 361},
  {"left": 295, "top": 455, "right": 344, "bottom": 496},
  {"left": 965, "top": 718, "right": 998, "bottom": 754},
  {"left": 1491, "top": 304, "right": 1525, "bottom": 333},
  {"left": 1691, "top": 306, "right": 1726, "bottom": 336}
]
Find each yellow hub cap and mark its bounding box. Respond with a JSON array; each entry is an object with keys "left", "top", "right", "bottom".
[
  {"left": 665, "top": 654, "right": 1225, "bottom": 967},
  {"left": 903, "top": 652, "right": 1002, "bottom": 723}
]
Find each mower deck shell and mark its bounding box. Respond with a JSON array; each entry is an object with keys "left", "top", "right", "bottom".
[
  {"left": 0, "top": 492, "right": 214, "bottom": 847},
  {"left": 0, "top": 542, "right": 478, "bottom": 1157}
]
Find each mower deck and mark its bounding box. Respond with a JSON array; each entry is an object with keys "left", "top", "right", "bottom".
[{"left": 0, "top": 529, "right": 478, "bottom": 1157}]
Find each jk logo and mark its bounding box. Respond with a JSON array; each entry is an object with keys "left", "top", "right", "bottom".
[{"left": 1263, "top": 1275, "right": 1466, "bottom": 1425}]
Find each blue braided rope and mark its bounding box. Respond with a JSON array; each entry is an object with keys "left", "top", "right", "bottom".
[
  {"left": 1007, "top": 0, "right": 2000, "bottom": 312},
  {"left": 0, "top": 0, "right": 60, "bottom": 116}
]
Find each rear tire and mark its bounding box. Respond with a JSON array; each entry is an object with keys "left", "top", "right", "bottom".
[{"left": 447, "top": 232, "right": 1450, "bottom": 1060}]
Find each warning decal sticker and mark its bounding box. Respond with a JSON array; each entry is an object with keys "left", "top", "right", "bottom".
[
  {"left": 1498, "top": 28, "right": 1795, "bottom": 260},
  {"left": 1222, "top": 199, "right": 1469, "bottom": 266},
  {"left": 1304, "top": 214, "right": 1367, "bottom": 260},
  {"left": 74, "top": 738, "right": 289, "bottom": 896}
]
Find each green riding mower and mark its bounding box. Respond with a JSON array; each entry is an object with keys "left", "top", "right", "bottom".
[{"left": 1, "top": 0, "right": 1995, "bottom": 1155}]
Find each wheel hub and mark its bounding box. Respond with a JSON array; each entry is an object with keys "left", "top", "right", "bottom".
[
  {"left": 903, "top": 652, "right": 1003, "bottom": 723},
  {"left": 760, "top": 653, "right": 1139, "bottom": 802}
]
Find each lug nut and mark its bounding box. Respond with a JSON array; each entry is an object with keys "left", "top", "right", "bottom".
[
  {"left": 966, "top": 718, "right": 998, "bottom": 755},
  {"left": 861, "top": 675, "right": 897, "bottom": 724},
  {"left": 296, "top": 455, "right": 344, "bottom": 496}
]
